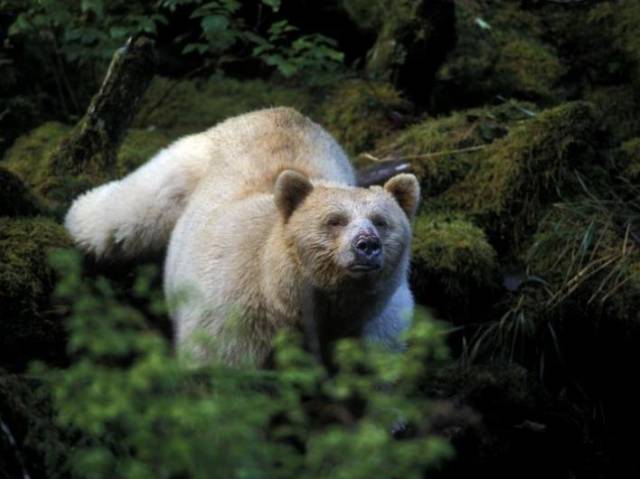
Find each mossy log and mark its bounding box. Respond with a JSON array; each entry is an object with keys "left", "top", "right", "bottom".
[{"left": 44, "top": 36, "right": 157, "bottom": 208}]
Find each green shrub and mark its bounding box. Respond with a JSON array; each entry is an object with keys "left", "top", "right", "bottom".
[{"left": 35, "top": 249, "right": 453, "bottom": 478}]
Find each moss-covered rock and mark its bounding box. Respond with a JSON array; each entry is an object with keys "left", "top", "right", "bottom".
[
  {"left": 318, "top": 79, "right": 410, "bottom": 160},
  {"left": 411, "top": 213, "right": 498, "bottom": 319},
  {"left": 376, "top": 101, "right": 537, "bottom": 196},
  {"left": 0, "top": 167, "right": 41, "bottom": 217},
  {"left": 436, "top": 102, "right": 600, "bottom": 249},
  {"left": 0, "top": 217, "right": 71, "bottom": 368},
  {"left": 133, "top": 75, "right": 317, "bottom": 139}
]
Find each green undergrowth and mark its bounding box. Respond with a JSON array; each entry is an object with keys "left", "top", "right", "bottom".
[{"left": 14, "top": 249, "right": 454, "bottom": 478}]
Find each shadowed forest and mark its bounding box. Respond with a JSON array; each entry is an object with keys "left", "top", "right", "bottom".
[{"left": 2, "top": 1, "right": 640, "bottom": 477}]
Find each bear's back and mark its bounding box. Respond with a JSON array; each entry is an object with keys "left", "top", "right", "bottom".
[{"left": 198, "top": 107, "right": 355, "bottom": 197}]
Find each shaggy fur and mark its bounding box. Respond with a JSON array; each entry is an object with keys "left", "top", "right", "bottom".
[{"left": 65, "top": 107, "right": 419, "bottom": 366}]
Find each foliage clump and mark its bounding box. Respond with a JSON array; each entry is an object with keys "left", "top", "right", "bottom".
[
  {"left": 411, "top": 214, "right": 498, "bottom": 317},
  {"left": 29, "top": 249, "right": 454, "bottom": 479},
  {"left": 318, "top": 79, "right": 410, "bottom": 160},
  {"left": 0, "top": 217, "right": 71, "bottom": 367}
]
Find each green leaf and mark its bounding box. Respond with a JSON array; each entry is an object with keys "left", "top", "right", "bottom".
[{"left": 201, "top": 14, "right": 229, "bottom": 33}]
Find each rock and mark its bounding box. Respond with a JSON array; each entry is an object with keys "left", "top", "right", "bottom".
[{"left": 411, "top": 213, "right": 498, "bottom": 320}]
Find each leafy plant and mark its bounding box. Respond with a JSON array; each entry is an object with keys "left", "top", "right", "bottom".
[
  {"left": 3, "top": 0, "right": 345, "bottom": 104},
  {"left": 34, "top": 249, "right": 452, "bottom": 478}
]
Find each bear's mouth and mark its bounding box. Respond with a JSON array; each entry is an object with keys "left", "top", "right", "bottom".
[{"left": 348, "top": 263, "right": 382, "bottom": 273}]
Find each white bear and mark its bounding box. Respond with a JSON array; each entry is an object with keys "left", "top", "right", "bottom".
[{"left": 65, "top": 107, "right": 420, "bottom": 366}]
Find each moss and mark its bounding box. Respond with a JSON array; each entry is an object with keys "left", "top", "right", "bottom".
[
  {"left": 318, "top": 79, "right": 410, "bottom": 160},
  {"left": 411, "top": 213, "right": 498, "bottom": 316},
  {"left": 0, "top": 167, "right": 41, "bottom": 217},
  {"left": 0, "top": 217, "right": 71, "bottom": 367},
  {"left": 494, "top": 38, "right": 565, "bottom": 100},
  {"left": 1, "top": 121, "right": 71, "bottom": 193},
  {"left": 0, "top": 121, "right": 100, "bottom": 213},
  {"left": 133, "top": 75, "right": 317, "bottom": 139},
  {"left": 436, "top": 102, "right": 599, "bottom": 249},
  {"left": 376, "top": 101, "right": 537, "bottom": 196}
]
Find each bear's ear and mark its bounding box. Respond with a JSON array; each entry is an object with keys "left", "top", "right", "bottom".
[
  {"left": 383, "top": 173, "right": 420, "bottom": 219},
  {"left": 274, "top": 170, "right": 313, "bottom": 219}
]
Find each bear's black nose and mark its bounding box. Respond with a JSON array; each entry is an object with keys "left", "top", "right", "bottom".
[{"left": 352, "top": 234, "right": 381, "bottom": 258}]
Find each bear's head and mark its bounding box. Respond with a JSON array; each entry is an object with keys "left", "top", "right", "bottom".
[{"left": 274, "top": 169, "right": 420, "bottom": 290}]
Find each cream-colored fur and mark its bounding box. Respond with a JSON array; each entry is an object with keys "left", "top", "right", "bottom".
[{"left": 65, "top": 107, "right": 418, "bottom": 366}]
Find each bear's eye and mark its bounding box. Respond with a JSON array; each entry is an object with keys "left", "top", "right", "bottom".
[
  {"left": 371, "top": 215, "right": 389, "bottom": 229},
  {"left": 326, "top": 214, "right": 348, "bottom": 228}
]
